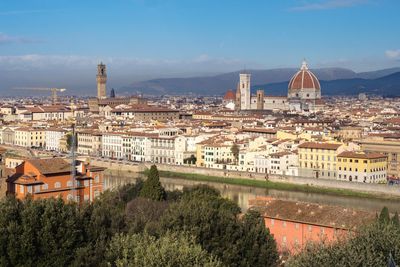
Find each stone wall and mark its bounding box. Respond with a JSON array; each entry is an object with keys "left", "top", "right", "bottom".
[
  {"left": 145, "top": 163, "right": 400, "bottom": 197},
  {"left": 89, "top": 158, "right": 400, "bottom": 197}
]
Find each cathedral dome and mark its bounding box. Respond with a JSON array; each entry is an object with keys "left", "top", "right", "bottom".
[
  {"left": 223, "top": 89, "right": 236, "bottom": 101},
  {"left": 288, "top": 61, "right": 320, "bottom": 93}
]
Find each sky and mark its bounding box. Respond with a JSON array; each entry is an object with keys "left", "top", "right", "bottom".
[{"left": 0, "top": 0, "right": 400, "bottom": 93}]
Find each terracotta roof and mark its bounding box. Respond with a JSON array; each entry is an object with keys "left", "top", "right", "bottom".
[
  {"left": 338, "top": 151, "right": 387, "bottom": 160},
  {"left": 223, "top": 89, "right": 236, "bottom": 101},
  {"left": 288, "top": 62, "right": 321, "bottom": 92},
  {"left": 250, "top": 197, "right": 375, "bottom": 230},
  {"left": 27, "top": 158, "right": 71, "bottom": 175},
  {"left": 242, "top": 128, "right": 277, "bottom": 134},
  {"left": 298, "top": 142, "right": 342, "bottom": 150}
]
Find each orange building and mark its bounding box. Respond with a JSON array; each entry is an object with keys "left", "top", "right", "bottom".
[
  {"left": 249, "top": 197, "right": 375, "bottom": 253},
  {"left": 7, "top": 158, "right": 106, "bottom": 204}
]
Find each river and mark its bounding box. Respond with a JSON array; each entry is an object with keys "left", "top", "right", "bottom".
[{"left": 104, "top": 172, "right": 400, "bottom": 213}]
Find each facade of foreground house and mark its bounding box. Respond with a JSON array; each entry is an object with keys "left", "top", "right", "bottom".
[
  {"left": 249, "top": 197, "right": 375, "bottom": 253},
  {"left": 7, "top": 158, "right": 106, "bottom": 204}
]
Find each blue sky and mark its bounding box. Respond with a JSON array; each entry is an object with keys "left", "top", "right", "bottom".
[{"left": 0, "top": 0, "right": 400, "bottom": 85}]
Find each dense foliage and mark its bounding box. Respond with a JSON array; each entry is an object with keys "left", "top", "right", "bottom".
[
  {"left": 0, "top": 166, "right": 279, "bottom": 266},
  {"left": 106, "top": 231, "right": 223, "bottom": 267},
  {"left": 287, "top": 207, "right": 400, "bottom": 267}
]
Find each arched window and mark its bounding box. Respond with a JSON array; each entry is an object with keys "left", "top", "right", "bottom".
[
  {"left": 54, "top": 182, "right": 61, "bottom": 188},
  {"left": 42, "top": 183, "right": 48, "bottom": 190},
  {"left": 67, "top": 181, "right": 73, "bottom": 187}
]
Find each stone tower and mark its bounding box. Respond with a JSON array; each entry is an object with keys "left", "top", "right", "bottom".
[
  {"left": 235, "top": 82, "right": 241, "bottom": 112},
  {"left": 239, "top": 72, "right": 251, "bottom": 110},
  {"left": 256, "top": 90, "right": 265, "bottom": 110},
  {"left": 97, "top": 63, "right": 107, "bottom": 99}
]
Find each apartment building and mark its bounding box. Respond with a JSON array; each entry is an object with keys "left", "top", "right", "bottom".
[
  {"left": 14, "top": 127, "right": 46, "bottom": 148},
  {"left": 298, "top": 142, "right": 345, "bottom": 179},
  {"left": 151, "top": 136, "right": 175, "bottom": 164},
  {"left": 77, "top": 130, "right": 102, "bottom": 156},
  {"left": 357, "top": 137, "right": 400, "bottom": 179},
  {"left": 7, "top": 158, "right": 105, "bottom": 204},
  {"left": 337, "top": 151, "right": 387, "bottom": 183},
  {"left": 45, "top": 128, "right": 68, "bottom": 151}
]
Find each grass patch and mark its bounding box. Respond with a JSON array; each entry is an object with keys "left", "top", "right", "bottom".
[{"left": 142, "top": 169, "right": 400, "bottom": 200}]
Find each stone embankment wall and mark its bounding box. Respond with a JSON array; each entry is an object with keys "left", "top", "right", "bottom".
[
  {"left": 87, "top": 158, "right": 400, "bottom": 197},
  {"left": 86, "top": 158, "right": 146, "bottom": 173},
  {"left": 144, "top": 163, "right": 400, "bottom": 197}
]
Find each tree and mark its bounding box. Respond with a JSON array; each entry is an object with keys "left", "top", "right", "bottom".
[
  {"left": 125, "top": 197, "right": 169, "bottom": 235},
  {"left": 66, "top": 133, "right": 74, "bottom": 151},
  {"left": 287, "top": 222, "right": 400, "bottom": 267},
  {"left": 231, "top": 144, "right": 240, "bottom": 164},
  {"left": 379, "top": 206, "right": 390, "bottom": 225},
  {"left": 392, "top": 211, "right": 400, "bottom": 227},
  {"left": 106, "top": 232, "right": 223, "bottom": 267},
  {"left": 0, "top": 197, "right": 84, "bottom": 266},
  {"left": 160, "top": 185, "right": 278, "bottom": 266},
  {"left": 140, "top": 165, "right": 166, "bottom": 201},
  {"left": 237, "top": 210, "right": 279, "bottom": 267}
]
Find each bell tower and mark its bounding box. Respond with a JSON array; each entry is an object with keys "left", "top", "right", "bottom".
[
  {"left": 239, "top": 72, "right": 251, "bottom": 110},
  {"left": 97, "top": 63, "right": 107, "bottom": 99}
]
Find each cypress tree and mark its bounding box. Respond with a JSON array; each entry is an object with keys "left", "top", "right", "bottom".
[
  {"left": 379, "top": 206, "right": 390, "bottom": 225},
  {"left": 139, "top": 165, "right": 166, "bottom": 201},
  {"left": 392, "top": 211, "right": 400, "bottom": 227}
]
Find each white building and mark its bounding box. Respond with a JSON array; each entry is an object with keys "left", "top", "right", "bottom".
[
  {"left": 45, "top": 128, "right": 67, "bottom": 151},
  {"left": 255, "top": 152, "right": 298, "bottom": 176},
  {"left": 102, "top": 133, "right": 124, "bottom": 159},
  {"left": 150, "top": 136, "right": 175, "bottom": 164}
]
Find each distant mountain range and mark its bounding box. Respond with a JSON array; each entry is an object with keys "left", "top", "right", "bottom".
[{"left": 122, "top": 67, "right": 400, "bottom": 96}]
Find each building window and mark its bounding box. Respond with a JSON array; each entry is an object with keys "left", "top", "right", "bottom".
[
  {"left": 67, "top": 181, "right": 73, "bottom": 187},
  {"left": 55, "top": 182, "right": 61, "bottom": 188},
  {"left": 295, "top": 223, "right": 300, "bottom": 229},
  {"left": 271, "top": 219, "right": 275, "bottom": 226},
  {"left": 308, "top": 225, "right": 312, "bottom": 232},
  {"left": 42, "top": 184, "right": 48, "bottom": 190},
  {"left": 20, "top": 185, "right": 24, "bottom": 194}
]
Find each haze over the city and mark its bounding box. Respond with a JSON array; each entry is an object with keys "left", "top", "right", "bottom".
[{"left": 1, "top": 0, "right": 400, "bottom": 94}]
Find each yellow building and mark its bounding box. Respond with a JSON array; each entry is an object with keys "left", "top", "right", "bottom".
[
  {"left": 298, "top": 142, "right": 344, "bottom": 179},
  {"left": 14, "top": 127, "right": 46, "bottom": 148},
  {"left": 337, "top": 151, "right": 387, "bottom": 183},
  {"left": 357, "top": 137, "right": 400, "bottom": 179}
]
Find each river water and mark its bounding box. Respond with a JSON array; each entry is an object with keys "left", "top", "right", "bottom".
[{"left": 104, "top": 173, "right": 400, "bottom": 213}]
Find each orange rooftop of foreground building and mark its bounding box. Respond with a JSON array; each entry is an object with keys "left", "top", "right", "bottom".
[
  {"left": 6, "top": 158, "right": 106, "bottom": 204},
  {"left": 249, "top": 197, "right": 375, "bottom": 253}
]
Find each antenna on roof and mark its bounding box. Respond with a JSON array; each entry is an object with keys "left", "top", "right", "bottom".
[{"left": 70, "top": 123, "right": 77, "bottom": 203}]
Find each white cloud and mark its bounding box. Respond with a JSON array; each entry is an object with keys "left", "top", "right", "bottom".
[
  {"left": 0, "top": 54, "right": 251, "bottom": 75},
  {"left": 385, "top": 50, "right": 400, "bottom": 60},
  {"left": 290, "top": 0, "right": 369, "bottom": 11},
  {"left": 0, "top": 33, "right": 37, "bottom": 44}
]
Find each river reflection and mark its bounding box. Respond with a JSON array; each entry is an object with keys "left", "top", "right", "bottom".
[{"left": 104, "top": 172, "right": 400, "bottom": 213}]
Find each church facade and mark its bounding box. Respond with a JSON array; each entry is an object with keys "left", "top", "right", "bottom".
[{"left": 233, "top": 61, "right": 323, "bottom": 112}]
